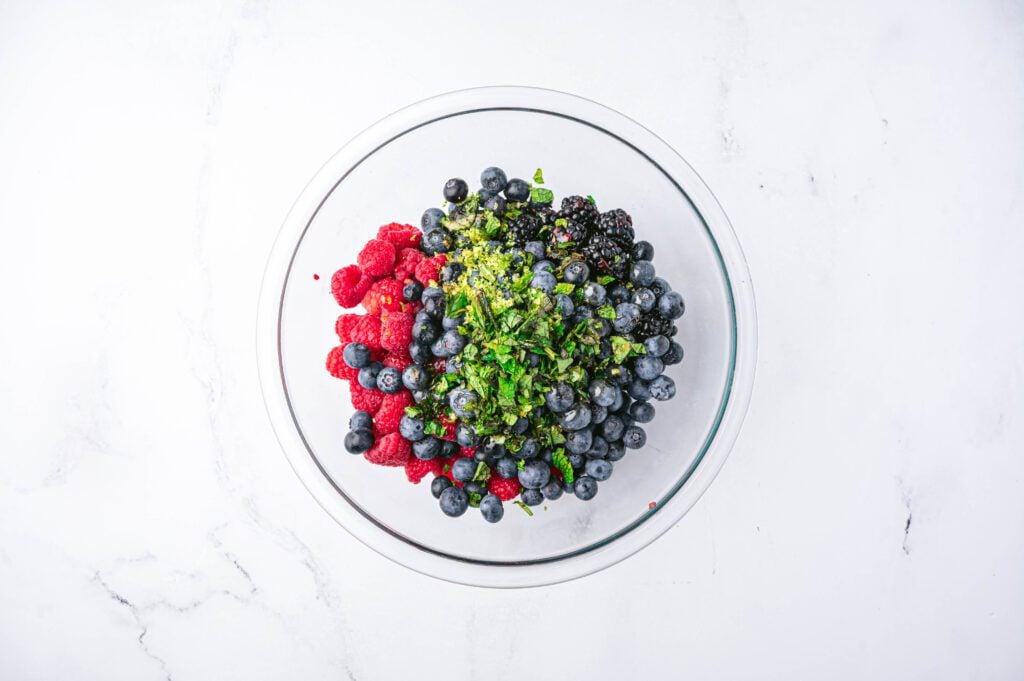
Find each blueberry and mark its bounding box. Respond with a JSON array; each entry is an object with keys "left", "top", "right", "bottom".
[
  {"left": 423, "top": 227, "right": 451, "bottom": 255},
  {"left": 597, "top": 339, "right": 612, "bottom": 361},
  {"left": 601, "top": 415, "right": 625, "bottom": 442},
  {"left": 443, "top": 177, "right": 469, "bottom": 203},
  {"left": 574, "top": 476, "right": 598, "bottom": 501},
  {"left": 403, "top": 281, "right": 423, "bottom": 302},
  {"left": 421, "top": 287, "right": 446, "bottom": 317},
  {"left": 606, "top": 365, "right": 632, "bottom": 386},
  {"left": 540, "top": 447, "right": 553, "bottom": 464},
  {"left": 572, "top": 306, "right": 594, "bottom": 326},
  {"left": 431, "top": 475, "right": 452, "bottom": 498},
  {"left": 439, "top": 486, "right": 469, "bottom": 517},
  {"left": 590, "top": 403, "right": 608, "bottom": 425},
  {"left": 607, "top": 442, "right": 626, "bottom": 461},
  {"left": 588, "top": 379, "right": 618, "bottom": 408},
  {"left": 445, "top": 357, "right": 461, "bottom": 375},
  {"left": 413, "top": 436, "right": 441, "bottom": 460},
  {"left": 649, "top": 277, "right": 671, "bottom": 298},
  {"left": 441, "top": 262, "right": 464, "bottom": 283},
  {"left": 442, "top": 314, "right": 462, "bottom": 330},
  {"left": 357, "top": 362, "right": 383, "bottom": 390},
  {"left": 658, "top": 291, "right": 685, "bottom": 320},
  {"left": 409, "top": 342, "right": 433, "bottom": 364},
  {"left": 518, "top": 460, "right": 551, "bottom": 489},
  {"left": 634, "top": 356, "right": 665, "bottom": 381},
  {"left": 632, "top": 287, "right": 656, "bottom": 313},
  {"left": 480, "top": 440, "right": 506, "bottom": 462},
  {"left": 586, "top": 459, "right": 613, "bottom": 481},
  {"left": 455, "top": 423, "right": 479, "bottom": 447},
  {"left": 504, "top": 178, "right": 530, "bottom": 202},
  {"left": 448, "top": 388, "right": 478, "bottom": 419},
  {"left": 412, "top": 389, "right": 430, "bottom": 403},
  {"left": 349, "top": 410, "right": 373, "bottom": 432},
  {"left": 623, "top": 425, "right": 647, "bottom": 449},
  {"left": 627, "top": 378, "right": 651, "bottom": 401},
  {"left": 607, "top": 283, "right": 631, "bottom": 305},
  {"left": 438, "top": 329, "right": 466, "bottom": 356},
  {"left": 649, "top": 375, "right": 676, "bottom": 401},
  {"left": 342, "top": 342, "right": 370, "bottom": 369},
  {"left": 562, "top": 480, "right": 576, "bottom": 495},
  {"left": 479, "top": 494, "right": 504, "bottom": 523},
  {"left": 512, "top": 438, "right": 539, "bottom": 460},
  {"left": 565, "top": 428, "right": 593, "bottom": 454},
  {"left": 511, "top": 417, "right": 530, "bottom": 435},
  {"left": 567, "top": 451, "right": 586, "bottom": 470},
  {"left": 662, "top": 341, "right": 684, "bottom": 365},
  {"left": 402, "top": 364, "right": 430, "bottom": 391},
  {"left": 399, "top": 414, "right": 425, "bottom": 441},
  {"left": 484, "top": 194, "right": 507, "bottom": 215},
  {"left": 632, "top": 240, "right": 654, "bottom": 261},
  {"left": 344, "top": 429, "right": 373, "bottom": 454},
  {"left": 581, "top": 282, "right": 607, "bottom": 306},
  {"left": 591, "top": 318, "right": 611, "bottom": 338},
  {"left": 612, "top": 303, "right": 641, "bottom": 333},
  {"left": 452, "top": 457, "right": 478, "bottom": 482},
  {"left": 521, "top": 488, "right": 544, "bottom": 506},
  {"left": 531, "top": 270, "right": 556, "bottom": 293},
  {"left": 421, "top": 207, "right": 445, "bottom": 231},
  {"left": 376, "top": 367, "right": 402, "bottom": 393},
  {"left": 587, "top": 435, "right": 609, "bottom": 459},
  {"left": 644, "top": 335, "right": 670, "bottom": 358},
  {"left": 411, "top": 317, "right": 439, "bottom": 345},
  {"left": 609, "top": 388, "right": 626, "bottom": 413},
  {"left": 441, "top": 439, "right": 458, "bottom": 458},
  {"left": 524, "top": 241, "right": 546, "bottom": 260},
  {"left": 495, "top": 456, "right": 519, "bottom": 479},
  {"left": 532, "top": 259, "right": 554, "bottom": 274},
  {"left": 562, "top": 260, "right": 590, "bottom": 284},
  {"left": 480, "top": 166, "right": 508, "bottom": 192},
  {"left": 478, "top": 188, "right": 497, "bottom": 203},
  {"left": 629, "top": 401, "right": 655, "bottom": 424},
  {"left": 554, "top": 293, "right": 575, "bottom": 317},
  {"left": 559, "top": 402, "right": 592, "bottom": 431},
  {"left": 545, "top": 382, "right": 574, "bottom": 413},
  {"left": 630, "top": 260, "right": 656, "bottom": 287},
  {"left": 525, "top": 352, "right": 541, "bottom": 368},
  {"left": 541, "top": 479, "right": 564, "bottom": 501}
]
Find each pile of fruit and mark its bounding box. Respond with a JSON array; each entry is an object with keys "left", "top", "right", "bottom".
[{"left": 326, "top": 167, "right": 684, "bottom": 523}]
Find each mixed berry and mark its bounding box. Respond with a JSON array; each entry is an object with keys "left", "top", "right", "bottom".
[{"left": 326, "top": 167, "right": 684, "bottom": 522}]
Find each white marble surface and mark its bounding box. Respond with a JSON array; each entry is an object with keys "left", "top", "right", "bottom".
[{"left": 2, "top": 0, "right": 1023, "bottom": 678}]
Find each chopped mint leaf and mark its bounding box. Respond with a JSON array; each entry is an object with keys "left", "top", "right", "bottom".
[
  {"left": 404, "top": 406, "right": 421, "bottom": 417},
  {"left": 517, "top": 458, "right": 526, "bottom": 470},
  {"left": 469, "top": 492, "right": 483, "bottom": 508},
  {"left": 611, "top": 336, "right": 633, "bottom": 364},
  {"left": 553, "top": 282, "right": 575, "bottom": 295},
  {"left": 530, "top": 187, "right": 554, "bottom": 205},
  {"left": 533, "top": 168, "right": 544, "bottom": 184},
  {"left": 596, "top": 305, "right": 616, "bottom": 320},
  {"left": 586, "top": 194, "right": 596, "bottom": 205},
  {"left": 424, "top": 421, "right": 446, "bottom": 436},
  {"left": 513, "top": 500, "right": 534, "bottom": 516},
  {"left": 471, "top": 461, "right": 492, "bottom": 482},
  {"left": 597, "top": 274, "right": 616, "bottom": 285},
  {"left": 552, "top": 448, "right": 574, "bottom": 484}
]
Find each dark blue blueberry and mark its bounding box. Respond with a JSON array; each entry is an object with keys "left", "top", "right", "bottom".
[
  {"left": 525, "top": 352, "right": 541, "bottom": 368},
  {"left": 581, "top": 282, "right": 607, "bottom": 306},
  {"left": 630, "top": 260, "right": 656, "bottom": 287},
  {"left": 439, "top": 486, "right": 469, "bottom": 517},
  {"left": 567, "top": 451, "right": 586, "bottom": 470},
  {"left": 586, "top": 458, "right": 613, "bottom": 481},
  {"left": 562, "top": 260, "right": 590, "bottom": 284},
  {"left": 532, "top": 259, "right": 554, "bottom": 274},
  {"left": 587, "top": 435, "right": 609, "bottom": 459},
  {"left": 540, "top": 447, "right": 553, "bottom": 464},
  {"left": 376, "top": 367, "right": 402, "bottom": 393},
  {"left": 478, "top": 188, "right": 497, "bottom": 203},
  {"left": 452, "top": 457, "right": 478, "bottom": 482},
  {"left": 479, "top": 494, "right": 504, "bottom": 523},
  {"left": 421, "top": 207, "right": 445, "bottom": 231},
  {"left": 441, "top": 315, "right": 462, "bottom": 330},
  {"left": 448, "top": 388, "right": 478, "bottom": 419},
  {"left": 649, "top": 277, "right": 671, "bottom": 298},
  {"left": 521, "top": 488, "right": 544, "bottom": 506},
  {"left": 518, "top": 460, "right": 551, "bottom": 489},
  {"left": 504, "top": 178, "right": 530, "bottom": 201},
  {"left": 644, "top": 335, "right": 670, "bottom": 358},
  {"left": 422, "top": 228, "right": 451, "bottom": 255},
  {"left": 511, "top": 417, "right": 529, "bottom": 435},
  {"left": 402, "top": 364, "right": 430, "bottom": 391},
  {"left": 658, "top": 291, "right": 685, "bottom": 320},
  {"left": 627, "top": 378, "right": 651, "bottom": 401},
  {"left": 607, "top": 283, "right": 631, "bottom": 305},
  {"left": 663, "top": 341, "right": 685, "bottom": 365},
  {"left": 571, "top": 305, "right": 594, "bottom": 326},
  {"left": 591, "top": 318, "right": 611, "bottom": 337},
  {"left": 649, "top": 375, "right": 677, "bottom": 401},
  {"left": 431, "top": 475, "right": 452, "bottom": 498},
  {"left": 601, "top": 415, "right": 625, "bottom": 442},
  {"left": 610, "top": 388, "right": 627, "bottom": 413},
  {"left": 597, "top": 338, "right": 612, "bottom": 361},
  {"left": 344, "top": 429, "right": 373, "bottom": 454},
  {"left": 512, "top": 438, "right": 539, "bottom": 459},
  {"left": 413, "top": 436, "right": 441, "bottom": 460},
  {"left": 411, "top": 317, "right": 439, "bottom": 344},
  {"left": 607, "top": 364, "right": 632, "bottom": 386},
  {"left": 634, "top": 356, "right": 665, "bottom": 381},
  {"left": 343, "top": 342, "right": 370, "bottom": 368},
  {"left": 409, "top": 342, "right": 433, "bottom": 364},
  {"left": 632, "top": 240, "right": 654, "bottom": 261},
  {"left": 590, "top": 403, "right": 608, "bottom": 425},
  {"left": 455, "top": 423, "right": 479, "bottom": 447},
  {"left": 421, "top": 287, "right": 446, "bottom": 317},
  {"left": 629, "top": 401, "right": 655, "bottom": 424},
  {"left": 411, "top": 389, "right": 430, "bottom": 403},
  {"left": 623, "top": 425, "right": 647, "bottom": 449},
  {"left": 461, "top": 481, "right": 485, "bottom": 497},
  {"left": 349, "top": 411, "right": 373, "bottom": 432},
  {"left": 443, "top": 177, "right": 469, "bottom": 203},
  {"left": 554, "top": 293, "right": 575, "bottom": 317},
  {"left": 441, "top": 439, "right": 458, "bottom": 458},
  {"left": 402, "top": 281, "right": 423, "bottom": 302},
  {"left": 531, "top": 269, "right": 556, "bottom": 293},
  {"left": 565, "top": 428, "right": 593, "bottom": 454},
  {"left": 541, "top": 479, "right": 564, "bottom": 501},
  {"left": 445, "top": 356, "right": 461, "bottom": 374},
  {"left": 524, "top": 241, "right": 546, "bottom": 260},
  {"left": 495, "top": 456, "right": 519, "bottom": 479},
  {"left": 545, "top": 382, "right": 574, "bottom": 413},
  {"left": 606, "top": 442, "right": 626, "bottom": 461},
  {"left": 437, "top": 329, "right": 466, "bottom": 356},
  {"left": 399, "top": 415, "right": 425, "bottom": 441},
  {"left": 357, "top": 362, "right": 383, "bottom": 390},
  {"left": 558, "top": 402, "right": 592, "bottom": 431},
  {"left": 588, "top": 379, "right": 618, "bottom": 407},
  {"left": 612, "top": 303, "right": 641, "bottom": 333},
  {"left": 632, "top": 287, "right": 656, "bottom": 313},
  {"left": 574, "top": 476, "right": 598, "bottom": 501},
  {"left": 484, "top": 194, "right": 507, "bottom": 215},
  {"left": 480, "top": 166, "right": 508, "bottom": 192},
  {"left": 441, "top": 262, "right": 464, "bottom": 283}
]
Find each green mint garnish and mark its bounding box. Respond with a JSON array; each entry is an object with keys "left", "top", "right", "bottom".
[
  {"left": 551, "top": 448, "right": 574, "bottom": 484},
  {"left": 533, "top": 168, "right": 544, "bottom": 184},
  {"left": 530, "top": 187, "right": 554, "bottom": 204},
  {"left": 471, "top": 461, "right": 492, "bottom": 482},
  {"left": 596, "top": 305, "right": 616, "bottom": 320},
  {"left": 586, "top": 195, "right": 596, "bottom": 205},
  {"left": 597, "top": 274, "right": 616, "bottom": 285},
  {"left": 553, "top": 282, "right": 574, "bottom": 295},
  {"left": 513, "top": 500, "right": 534, "bottom": 516}
]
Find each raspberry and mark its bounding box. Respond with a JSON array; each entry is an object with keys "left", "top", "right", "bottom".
[
  {"left": 488, "top": 476, "right": 522, "bottom": 501},
  {"left": 431, "top": 357, "right": 448, "bottom": 374},
  {"left": 459, "top": 446, "right": 477, "bottom": 459},
  {"left": 414, "top": 254, "right": 447, "bottom": 286},
  {"left": 439, "top": 416, "right": 457, "bottom": 440},
  {"left": 357, "top": 239, "right": 397, "bottom": 277},
  {"left": 377, "top": 223, "right": 422, "bottom": 249},
  {"left": 349, "top": 382, "right": 384, "bottom": 413},
  {"left": 361, "top": 278, "right": 405, "bottom": 315},
  {"left": 330, "top": 265, "right": 372, "bottom": 308},
  {"left": 350, "top": 315, "right": 381, "bottom": 350},
  {"left": 380, "top": 310, "right": 414, "bottom": 353},
  {"left": 374, "top": 390, "right": 413, "bottom": 434},
  {"left": 364, "top": 432, "right": 411, "bottom": 467},
  {"left": 405, "top": 456, "right": 441, "bottom": 484},
  {"left": 335, "top": 313, "right": 362, "bottom": 342},
  {"left": 393, "top": 248, "right": 425, "bottom": 281},
  {"left": 326, "top": 345, "right": 358, "bottom": 380},
  {"left": 382, "top": 352, "right": 413, "bottom": 372}
]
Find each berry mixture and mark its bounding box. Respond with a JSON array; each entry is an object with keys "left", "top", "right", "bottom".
[{"left": 326, "top": 167, "right": 685, "bottom": 522}]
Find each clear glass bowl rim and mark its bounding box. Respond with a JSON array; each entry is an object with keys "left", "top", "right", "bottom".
[{"left": 257, "top": 86, "right": 758, "bottom": 588}]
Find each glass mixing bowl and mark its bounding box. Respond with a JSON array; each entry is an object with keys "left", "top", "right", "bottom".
[{"left": 257, "top": 87, "right": 756, "bottom": 588}]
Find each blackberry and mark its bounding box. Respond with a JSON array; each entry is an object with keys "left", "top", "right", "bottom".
[
  {"left": 550, "top": 218, "right": 589, "bottom": 247},
  {"left": 506, "top": 212, "right": 542, "bottom": 246},
  {"left": 582, "top": 233, "right": 629, "bottom": 278},
  {"left": 534, "top": 205, "right": 558, "bottom": 226},
  {"left": 597, "top": 209, "right": 635, "bottom": 248},
  {"left": 636, "top": 315, "right": 677, "bottom": 339},
  {"left": 559, "top": 195, "right": 599, "bottom": 226}
]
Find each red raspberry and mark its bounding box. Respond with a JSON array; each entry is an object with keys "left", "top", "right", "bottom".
[
  {"left": 326, "top": 345, "right": 358, "bottom": 380},
  {"left": 357, "top": 239, "right": 396, "bottom": 277},
  {"left": 405, "top": 457, "right": 441, "bottom": 484},
  {"left": 377, "top": 223, "right": 422, "bottom": 249},
  {"left": 439, "top": 416, "right": 457, "bottom": 440},
  {"left": 431, "top": 357, "right": 448, "bottom": 374},
  {"left": 393, "top": 248, "right": 425, "bottom": 281},
  {"left": 414, "top": 254, "right": 447, "bottom": 286},
  {"left": 459, "top": 446, "right": 477, "bottom": 459},
  {"left": 380, "top": 310, "right": 414, "bottom": 353},
  {"left": 350, "top": 315, "right": 381, "bottom": 350},
  {"left": 330, "top": 265, "right": 373, "bottom": 308},
  {"left": 364, "top": 432, "right": 411, "bottom": 467},
  {"left": 362, "top": 278, "right": 405, "bottom": 315},
  {"left": 488, "top": 477, "right": 522, "bottom": 502},
  {"left": 374, "top": 390, "right": 413, "bottom": 434},
  {"left": 349, "top": 382, "right": 384, "bottom": 413},
  {"left": 383, "top": 352, "right": 413, "bottom": 372},
  {"left": 335, "top": 313, "right": 362, "bottom": 342}
]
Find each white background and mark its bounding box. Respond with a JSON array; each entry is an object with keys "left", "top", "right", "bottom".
[{"left": 2, "top": 1, "right": 1023, "bottom": 679}]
